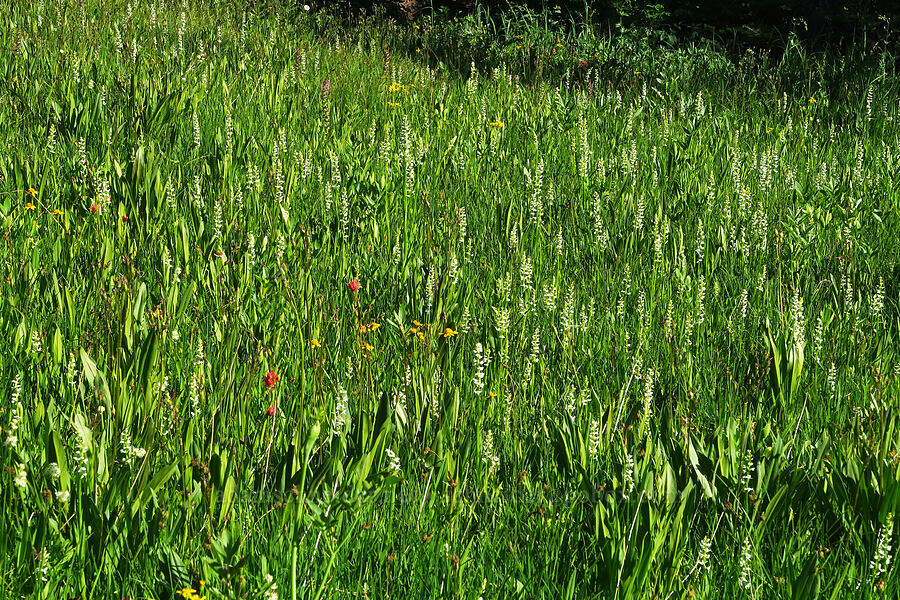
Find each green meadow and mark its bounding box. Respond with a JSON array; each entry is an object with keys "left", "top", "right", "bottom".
[{"left": 1, "top": 1, "right": 899, "bottom": 598}]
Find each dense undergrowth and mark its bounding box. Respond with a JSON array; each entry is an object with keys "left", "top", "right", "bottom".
[{"left": 1, "top": 1, "right": 899, "bottom": 598}]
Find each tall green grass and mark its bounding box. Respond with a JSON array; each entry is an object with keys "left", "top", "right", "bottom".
[{"left": 0, "top": 1, "right": 898, "bottom": 598}]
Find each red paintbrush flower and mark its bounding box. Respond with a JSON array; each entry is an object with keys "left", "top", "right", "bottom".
[
  {"left": 264, "top": 370, "right": 279, "bottom": 390},
  {"left": 266, "top": 404, "right": 276, "bottom": 417},
  {"left": 347, "top": 278, "right": 360, "bottom": 292}
]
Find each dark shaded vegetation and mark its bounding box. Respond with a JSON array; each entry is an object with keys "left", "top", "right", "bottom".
[{"left": 312, "top": 0, "right": 900, "bottom": 53}]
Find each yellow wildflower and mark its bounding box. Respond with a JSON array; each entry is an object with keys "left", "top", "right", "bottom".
[
  {"left": 362, "top": 342, "right": 374, "bottom": 352},
  {"left": 413, "top": 320, "right": 424, "bottom": 327},
  {"left": 489, "top": 121, "right": 504, "bottom": 128},
  {"left": 311, "top": 339, "right": 320, "bottom": 348},
  {"left": 359, "top": 325, "right": 369, "bottom": 334},
  {"left": 389, "top": 82, "right": 403, "bottom": 93},
  {"left": 387, "top": 101, "right": 401, "bottom": 108},
  {"left": 416, "top": 331, "right": 425, "bottom": 341},
  {"left": 369, "top": 322, "right": 381, "bottom": 331},
  {"left": 52, "top": 209, "right": 64, "bottom": 216},
  {"left": 809, "top": 97, "right": 817, "bottom": 103},
  {"left": 24, "top": 202, "right": 35, "bottom": 211},
  {"left": 438, "top": 327, "right": 458, "bottom": 338},
  {"left": 27, "top": 187, "right": 37, "bottom": 197}
]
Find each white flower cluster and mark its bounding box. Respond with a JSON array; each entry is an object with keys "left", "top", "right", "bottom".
[
  {"left": 542, "top": 280, "right": 557, "bottom": 313},
  {"left": 588, "top": 419, "right": 601, "bottom": 460},
  {"left": 31, "top": 330, "right": 43, "bottom": 355},
  {"left": 14, "top": 463, "right": 27, "bottom": 488},
  {"left": 67, "top": 351, "right": 79, "bottom": 388},
  {"left": 120, "top": 430, "right": 147, "bottom": 467},
  {"left": 263, "top": 573, "right": 278, "bottom": 600},
  {"left": 332, "top": 385, "right": 349, "bottom": 435},
  {"left": 73, "top": 436, "right": 89, "bottom": 480},
  {"left": 473, "top": 343, "right": 490, "bottom": 396},
  {"left": 790, "top": 289, "right": 806, "bottom": 349},
  {"left": 697, "top": 535, "right": 712, "bottom": 574},
  {"left": 6, "top": 375, "right": 22, "bottom": 448},
  {"left": 563, "top": 385, "right": 576, "bottom": 418},
  {"left": 737, "top": 536, "right": 753, "bottom": 590},
  {"left": 189, "top": 372, "right": 203, "bottom": 418},
  {"left": 623, "top": 450, "right": 635, "bottom": 497},
  {"left": 448, "top": 252, "right": 459, "bottom": 285},
  {"left": 385, "top": 448, "right": 401, "bottom": 473},
  {"left": 482, "top": 430, "right": 499, "bottom": 474},
  {"left": 194, "top": 339, "right": 205, "bottom": 367},
  {"left": 864, "top": 512, "right": 894, "bottom": 590},
  {"left": 247, "top": 232, "right": 257, "bottom": 270},
  {"left": 642, "top": 368, "right": 655, "bottom": 425}
]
